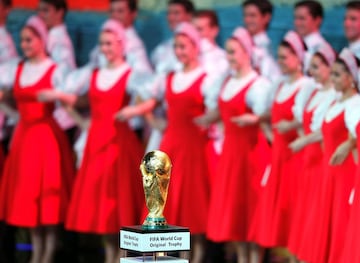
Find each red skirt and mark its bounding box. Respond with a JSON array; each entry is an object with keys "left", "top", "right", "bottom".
[
  {"left": 287, "top": 142, "right": 324, "bottom": 258},
  {"left": 248, "top": 139, "right": 303, "bottom": 247},
  {"left": 311, "top": 157, "right": 355, "bottom": 263},
  {"left": 340, "top": 158, "right": 360, "bottom": 263},
  {"left": 66, "top": 121, "right": 144, "bottom": 234},
  {"left": 207, "top": 132, "right": 270, "bottom": 242},
  {"left": 160, "top": 130, "right": 210, "bottom": 234},
  {"left": 0, "top": 118, "right": 74, "bottom": 227}
]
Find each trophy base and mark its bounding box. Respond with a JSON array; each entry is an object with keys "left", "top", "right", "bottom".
[
  {"left": 142, "top": 216, "right": 168, "bottom": 230},
  {"left": 119, "top": 225, "right": 190, "bottom": 253},
  {"left": 120, "top": 256, "right": 188, "bottom": 262}
]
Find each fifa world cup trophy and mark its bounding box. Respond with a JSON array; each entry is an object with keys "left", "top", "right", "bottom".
[{"left": 140, "top": 150, "right": 172, "bottom": 229}]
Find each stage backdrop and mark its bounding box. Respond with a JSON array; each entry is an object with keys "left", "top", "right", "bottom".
[
  {"left": 13, "top": 0, "right": 349, "bottom": 11},
  {"left": 8, "top": 0, "right": 348, "bottom": 66},
  {"left": 13, "top": 0, "right": 108, "bottom": 10}
]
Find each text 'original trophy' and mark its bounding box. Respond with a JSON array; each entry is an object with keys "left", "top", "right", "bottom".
[{"left": 119, "top": 150, "right": 190, "bottom": 262}]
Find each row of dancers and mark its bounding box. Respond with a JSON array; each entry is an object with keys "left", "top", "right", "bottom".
[{"left": 0, "top": 0, "right": 359, "bottom": 263}]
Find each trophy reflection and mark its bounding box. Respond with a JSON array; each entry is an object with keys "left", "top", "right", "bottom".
[{"left": 140, "top": 150, "right": 172, "bottom": 229}]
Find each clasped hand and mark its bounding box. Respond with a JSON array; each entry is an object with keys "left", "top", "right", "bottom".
[
  {"left": 37, "top": 90, "right": 60, "bottom": 102},
  {"left": 231, "top": 113, "right": 259, "bottom": 127}
]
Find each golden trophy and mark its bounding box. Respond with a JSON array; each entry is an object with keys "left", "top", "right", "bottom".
[
  {"left": 119, "top": 150, "right": 190, "bottom": 261},
  {"left": 140, "top": 150, "right": 172, "bottom": 229}
]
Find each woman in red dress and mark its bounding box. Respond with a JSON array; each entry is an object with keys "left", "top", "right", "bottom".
[
  {"left": 248, "top": 31, "right": 313, "bottom": 253},
  {"left": 205, "top": 27, "right": 271, "bottom": 263},
  {"left": 311, "top": 48, "right": 358, "bottom": 263},
  {"left": 342, "top": 67, "right": 360, "bottom": 263},
  {"left": 0, "top": 16, "right": 75, "bottom": 263},
  {"left": 118, "top": 22, "right": 218, "bottom": 263},
  {"left": 159, "top": 22, "right": 216, "bottom": 263},
  {"left": 40, "top": 20, "right": 145, "bottom": 263},
  {"left": 287, "top": 43, "right": 337, "bottom": 261}
]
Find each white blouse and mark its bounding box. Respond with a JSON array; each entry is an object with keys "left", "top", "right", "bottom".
[
  {"left": 125, "top": 26, "right": 153, "bottom": 74},
  {"left": 63, "top": 62, "right": 149, "bottom": 96},
  {"left": 145, "top": 66, "right": 222, "bottom": 110},
  {"left": 220, "top": 70, "right": 272, "bottom": 115},
  {"left": 200, "top": 38, "right": 229, "bottom": 77},
  {"left": 307, "top": 87, "right": 338, "bottom": 131},
  {"left": 47, "top": 24, "right": 76, "bottom": 70},
  {"left": 252, "top": 32, "right": 281, "bottom": 83},
  {"left": 349, "top": 39, "right": 360, "bottom": 59},
  {"left": 303, "top": 31, "right": 329, "bottom": 73},
  {"left": 150, "top": 37, "right": 182, "bottom": 74},
  {"left": 273, "top": 76, "right": 314, "bottom": 104},
  {"left": 292, "top": 78, "right": 320, "bottom": 122},
  {"left": 345, "top": 94, "right": 360, "bottom": 137},
  {"left": 0, "top": 26, "right": 18, "bottom": 64},
  {"left": 0, "top": 58, "right": 66, "bottom": 90},
  {"left": 324, "top": 94, "right": 359, "bottom": 123},
  {"left": 253, "top": 31, "right": 272, "bottom": 54}
]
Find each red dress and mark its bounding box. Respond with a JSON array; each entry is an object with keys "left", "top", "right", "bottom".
[
  {"left": 342, "top": 121, "right": 360, "bottom": 262},
  {"left": 66, "top": 68, "right": 144, "bottom": 234},
  {"left": 0, "top": 61, "right": 75, "bottom": 227},
  {"left": 0, "top": 146, "right": 4, "bottom": 178},
  {"left": 160, "top": 71, "right": 210, "bottom": 234},
  {"left": 312, "top": 105, "right": 356, "bottom": 263},
  {"left": 248, "top": 83, "right": 303, "bottom": 247},
  {"left": 206, "top": 77, "right": 270, "bottom": 242},
  {"left": 205, "top": 124, "right": 221, "bottom": 191},
  {"left": 287, "top": 90, "right": 325, "bottom": 257}
]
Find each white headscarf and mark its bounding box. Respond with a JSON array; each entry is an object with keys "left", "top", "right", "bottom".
[
  {"left": 231, "top": 27, "right": 254, "bottom": 57},
  {"left": 101, "top": 19, "right": 126, "bottom": 52},
  {"left": 316, "top": 42, "right": 336, "bottom": 66},
  {"left": 174, "top": 22, "right": 201, "bottom": 51},
  {"left": 339, "top": 48, "right": 359, "bottom": 90},
  {"left": 284, "top": 30, "right": 306, "bottom": 62},
  {"left": 25, "top": 15, "right": 48, "bottom": 46}
]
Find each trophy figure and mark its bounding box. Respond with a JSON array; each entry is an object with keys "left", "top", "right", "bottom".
[{"left": 140, "top": 150, "right": 172, "bottom": 230}]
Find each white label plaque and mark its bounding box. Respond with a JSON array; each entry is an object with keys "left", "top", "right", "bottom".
[
  {"left": 120, "top": 230, "right": 190, "bottom": 252},
  {"left": 120, "top": 256, "right": 188, "bottom": 262}
]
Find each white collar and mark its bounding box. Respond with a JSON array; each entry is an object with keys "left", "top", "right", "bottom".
[
  {"left": 303, "top": 31, "right": 324, "bottom": 49},
  {"left": 349, "top": 39, "right": 360, "bottom": 53},
  {"left": 49, "top": 24, "right": 66, "bottom": 34},
  {"left": 252, "top": 31, "right": 270, "bottom": 48},
  {"left": 200, "top": 38, "right": 218, "bottom": 53},
  {"left": 177, "top": 65, "right": 205, "bottom": 75},
  {"left": 125, "top": 26, "right": 136, "bottom": 36}
]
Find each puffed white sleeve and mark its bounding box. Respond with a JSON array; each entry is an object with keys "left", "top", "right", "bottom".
[
  {"left": 215, "top": 55, "right": 230, "bottom": 77},
  {"left": 310, "top": 89, "right": 338, "bottom": 132},
  {"left": 268, "top": 77, "right": 285, "bottom": 105},
  {"left": 254, "top": 48, "right": 281, "bottom": 84},
  {"left": 126, "top": 38, "right": 153, "bottom": 75},
  {"left": 202, "top": 74, "right": 224, "bottom": 110},
  {"left": 0, "top": 33, "right": 18, "bottom": 63},
  {"left": 345, "top": 95, "right": 360, "bottom": 137},
  {"left": 126, "top": 70, "right": 155, "bottom": 96},
  {"left": 292, "top": 78, "right": 317, "bottom": 123},
  {"left": 61, "top": 65, "right": 93, "bottom": 95},
  {"left": 246, "top": 77, "right": 272, "bottom": 115},
  {"left": 88, "top": 45, "right": 107, "bottom": 68},
  {"left": 51, "top": 64, "right": 68, "bottom": 91},
  {"left": 150, "top": 41, "right": 166, "bottom": 67},
  {"left": 0, "top": 59, "right": 18, "bottom": 89},
  {"left": 50, "top": 42, "right": 76, "bottom": 70},
  {"left": 150, "top": 40, "right": 181, "bottom": 74},
  {"left": 130, "top": 71, "right": 167, "bottom": 102}
]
